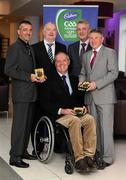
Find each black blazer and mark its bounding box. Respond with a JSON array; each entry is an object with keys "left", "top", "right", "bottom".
[
  {"left": 5, "top": 39, "right": 37, "bottom": 103},
  {"left": 39, "top": 72, "right": 83, "bottom": 121},
  {"left": 68, "top": 41, "right": 92, "bottom": 77},
  {"left": 32, "top": 41, "right": 67, "bottom": 80}
]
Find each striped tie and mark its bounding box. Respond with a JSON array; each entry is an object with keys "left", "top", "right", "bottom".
[{"left": 47, "top": 43, "right": 53, "bottom": 63}]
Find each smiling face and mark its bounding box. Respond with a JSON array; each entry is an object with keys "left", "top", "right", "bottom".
[
  {"left": 89, "top": 31, "right": 104, "bottom": 50},
  {"left": 17, "top": 23, "right": 32, "bottom": 43},
  {"left": 43, "top": 22, "right": 57, "bottom": 43},
  {"left": 55, "top": 52, "right": 70, "bottom": 75},
  {"left": 76, "top": 21, "right": 90, "bottom": 42}
]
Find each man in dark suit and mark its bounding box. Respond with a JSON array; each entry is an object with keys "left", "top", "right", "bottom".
[
  {"left": 40, "top": 52, "right": 96, "bottom": 173},
  {"left": 31, "top": 22, "right": 67, "bottom": 150},
  {"left": 32, "top": 22, "right": 66, "bottom": 79},
  {"left": 68, "top": 20, "right": 92, "bottom": 77},
  {"left": 4, "top": 20, "right": 46, "bottom": 168}
]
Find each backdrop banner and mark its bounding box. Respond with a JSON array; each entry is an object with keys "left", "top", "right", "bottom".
[{"left": 43, "top": 5, "right": 98, "bottom": 46}]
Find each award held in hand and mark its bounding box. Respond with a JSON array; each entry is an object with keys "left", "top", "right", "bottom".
[
  {"left": 78, "top": 82, "right": 90, "bottom": 91},
  {"left": 35, "top": 68, "right": 45, "bottom": 79}
]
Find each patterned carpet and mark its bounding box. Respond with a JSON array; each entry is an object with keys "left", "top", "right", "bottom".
[{"left": 0, "top": 157, "right": 23, "bottom": 180}]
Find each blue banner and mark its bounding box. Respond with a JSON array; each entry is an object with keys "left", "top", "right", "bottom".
[{"left": 43, "top": 5, "right": 98, "bottom": 46}]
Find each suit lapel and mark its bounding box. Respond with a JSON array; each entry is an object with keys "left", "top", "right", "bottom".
[
  {"left": 75, "top": 42, "right": 80, "bottom": 61},
  {"left": 87, "top": 51, "right": 92, "bottom": 71},
  {"left": 91, "top": 46, "right": 104, "bottom": 71}
]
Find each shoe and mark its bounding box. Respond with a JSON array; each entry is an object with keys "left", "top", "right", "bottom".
[
  {"left": 32, "top": 149, "right": 36, "bottom": 156},
  {"left": 84, "top": 156, "right": 96, "bottom": 169},
  {"left": 96, "top": 159, "right": 111, "bottom": 170},
  {"left": 75, "top": 158, "right": 89, "bottom": 173},
  {"left": 9, "top": 159, "right": 29, "bottom": 168},
  {"left": 105, "top": 162, "right": 111, "bottom": 167},
  {"left": 22, "top": 151, "right": 37, "bottom": 160}
]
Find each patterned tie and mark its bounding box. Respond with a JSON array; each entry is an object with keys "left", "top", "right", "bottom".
[
  {"left": 26, "top": 43, "right": 32, "bottom": 57},
  {"left": 47, "top": 43, "right": 53, "bottom": 63},
  {"left": 80, "top": 43, "right": 86, "bottom": 58},
  {"left": 61, "top": 75, "right": 70, "bottom": 94},
  {"left": 90, "top": 50, "right": 97, "bottom": 69}
]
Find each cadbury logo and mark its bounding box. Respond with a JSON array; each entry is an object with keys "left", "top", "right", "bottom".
[{"left": 64, "top": 12, "right": 78, "bottom": 20}]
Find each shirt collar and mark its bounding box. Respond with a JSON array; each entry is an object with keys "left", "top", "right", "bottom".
[
  {"left": 93, "top": 44, "right": 103, "bottom": 52},
  {"left": 44, "top": 39, "right": 55, "bottom": 46},
  {"left": 18, "top": 38, "right": 29, "bottom": 46},
  {"left": 58, "top": 72, "right": 69, "bottom": 78},
  {"left": 80, "top": 39, "right": 89, "bottom": 46}
]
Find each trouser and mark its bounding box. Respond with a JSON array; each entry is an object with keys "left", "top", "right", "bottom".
[
  {"left": 10, "top": 102, "right": 35, "bottom": 161},
  {"left": 88, "top": 101, "right": 115, "bottom": 164},
  {"left": 56, "top": 113, "right": 96, "bottom": 162}
]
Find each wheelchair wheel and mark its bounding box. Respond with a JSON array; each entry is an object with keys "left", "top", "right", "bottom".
[
  {"left": 34, "top": 116, "right": 54, "bottom": 163},
  {"left": 65, "top": 160, "right": 74, "bottom": 174}
]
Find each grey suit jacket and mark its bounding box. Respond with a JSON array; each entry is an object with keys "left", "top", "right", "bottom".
[
  {"left": 5, "top": 39, "right": 37, "bottom": 103},
  {"left": 79, "top": 45, "right": 119, "bottom": 105}
]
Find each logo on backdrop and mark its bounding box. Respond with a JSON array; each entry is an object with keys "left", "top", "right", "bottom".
[{"left": 56, "top": 9, "right": 82, "bottom": 42}]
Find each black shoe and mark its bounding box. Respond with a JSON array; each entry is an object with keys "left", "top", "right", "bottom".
[
  {"left": 75, "top": 158, "right": 89, "bottom": 173},
  {"left": 96, "top": 159, "right": 111, "bottom": 170},
  {"left": 22, "top": 152, "right": 37, "bottom": 160},
  {"left": 9, "top": 159, "right": 29, "bottom": 168},
  {"left": 84, "top": 156, "right": 96, "bottom": 169}
]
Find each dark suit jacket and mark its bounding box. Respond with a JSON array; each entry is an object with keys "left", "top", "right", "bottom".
[
  {"left": 68, "top": 41, "right": 92, "bottom": 77},
  {"left": 4, "top": 39, "right": 37, "bottom": 103},
  {"left": 32, "top": 41, "right": 66, "bottom": 80},
  {"left": 39, "top": 72, "right": 83, "bottom": 121}
]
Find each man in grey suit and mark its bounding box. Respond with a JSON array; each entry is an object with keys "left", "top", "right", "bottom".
[
  {"left": 5, "top": 20, "right": 46, "bottom": 168},
  {"left": 79, "top": 29, "right": 118, "bottom": 169},
  {"left": 68, "top": 20, "right": 92, "bottom": 77}
]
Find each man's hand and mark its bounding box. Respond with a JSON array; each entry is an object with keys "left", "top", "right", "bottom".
[
  {"left": 87, "top": 81, "right": 96, "bottom": 91},
  {"left": 78, "top": 81, "right": 83, "bottom": 86},
  {"left": 61, "top": 108, "right": 76, "bottom": 115},
  {"left": 31, "top": 74, "right": 46, "bottom": 83}
]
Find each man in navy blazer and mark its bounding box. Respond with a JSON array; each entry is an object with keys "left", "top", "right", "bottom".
[
  {"left": 40, "top": 52, "right": 97, "bottom": 173},
  {"left": 31, "top": 22, "right": 67, "bottom": 151},
  {"left": 32, "top": 22, "right": 66, "bottom": 80},
  {"left": 68, "top": 20, "right": 92, "bottom": 77}
]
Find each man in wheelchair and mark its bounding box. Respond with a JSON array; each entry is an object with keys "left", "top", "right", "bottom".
[{"left": 39, "top": 52, "right": 96, "bottom": 173}]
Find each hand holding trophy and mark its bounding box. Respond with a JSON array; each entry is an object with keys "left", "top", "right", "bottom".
[
  {"left": 34, "top": 68, "right": 47, "bottom": 83},
  {"left": 74, "top": 106, "right": 87, "bottom": 116},
  {"left": 78, "top": 81, "right": 90, "bottom": 91}
]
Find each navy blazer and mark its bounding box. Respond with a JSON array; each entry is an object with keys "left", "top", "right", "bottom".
[
  {"left": 32, "top": 41, "right": 67, "bottom": 80},
  {"left": 68, "top": 41, "right": 92, "bottom": 77},
  {"left": 39, "top": 72, "right": 82, "bottom": 121}
]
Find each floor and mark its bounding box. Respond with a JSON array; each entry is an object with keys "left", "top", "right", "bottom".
[{"left": 0, "top": 113, "right": 126, "bottom": 180}]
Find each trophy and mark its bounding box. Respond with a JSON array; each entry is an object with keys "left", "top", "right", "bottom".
[
  {"left": 78, "top": 81, "right": 90, "bottom": 91},
  {"left": 74, "top": 106, "right": 87, "bottom": 116},
  {"left": 34, "top": 68, "right": 45, "bottom": 79}
]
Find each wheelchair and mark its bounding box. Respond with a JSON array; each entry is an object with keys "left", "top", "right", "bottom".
[{"left": 34, "top": 116, "right": 75, "bottom": 174}]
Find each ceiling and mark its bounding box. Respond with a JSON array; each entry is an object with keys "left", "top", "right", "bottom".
[{"left": 1, "top": 0, "right": 126, "bottom": 23}]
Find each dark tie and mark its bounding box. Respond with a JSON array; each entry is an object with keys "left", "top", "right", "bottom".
[
  {"left": 26, "top": 43, "right": 32, "bottom": 57},
  {"left": 47, "top": 43, "right": 53, "bottom": 63},
  {"left": 90, "top": 50, "right": 97, "bottom": 69},
  {"left": 61, "top": 75, "right": 70, "bottom": 94},
  {"left": 80, "top": 43, "right": 86, "bottom": 59}
]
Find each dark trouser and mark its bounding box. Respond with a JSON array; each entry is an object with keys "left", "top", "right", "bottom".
[
  {"left": 31, "top": 100, "right": 42, "bottom": 150},
  {"left": 10, "top": 102, "right": 35, "bottom": 161}
]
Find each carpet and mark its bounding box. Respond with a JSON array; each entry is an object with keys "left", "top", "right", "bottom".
[{"left": 0, "top": 157, "right": 23, "bottom": 180}]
